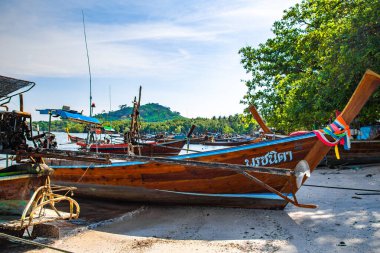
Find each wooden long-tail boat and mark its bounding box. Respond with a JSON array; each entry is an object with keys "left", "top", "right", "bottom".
[
  {"left": 67, "top": 133, "right": 86, "bottom": 143},
  {"left": 0, "top": 164, "right": 51, "bottom": 216},
  {"left": 46, "top": 70, "right": 380, "bottom": 209},
  {"left": 0, "top": 163, "right": 80, "bottom": 236},
  {"left": 324, "top": 139, "right": 380, "bottom": 166},
  {"left": 323, "top": 122, "right": 380, "bottom": 165},
  {"left": 202, "top": 137, "right": 258, "bottom": 146},
  {"left": 0, "top": 164, "right": 51, "bottom": 236},
  {"left": 0, "top": 75, "right": 80, "bottom": 236},
  {"left": 189, "top": 135, "right": 260, "bottom": 146},
  {"left": 76, "top": 138, "right": 188, "bottom": 157},
  {"left": 74, "top": 123, "right": 194, "bottom": 157}
]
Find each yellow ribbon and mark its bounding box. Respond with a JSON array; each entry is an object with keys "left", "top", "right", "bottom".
[{"left": 334, "top": 145, "right": 340, "bottom": 160}]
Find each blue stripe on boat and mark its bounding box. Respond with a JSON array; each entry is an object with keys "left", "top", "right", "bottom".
[
  {"left": 51, "top": 133, "right": 316, "bottom": 169},
  {"left": 158, "top": 189, "right": 293, "bottom": 200},
  {"left": 173, "top": 132, "right": 315, "bottom": 159},
  {"left": 51, "top": 161, "right": 147, "bottom": 169}
]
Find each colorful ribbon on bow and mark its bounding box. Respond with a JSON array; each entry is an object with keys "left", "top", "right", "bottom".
[{"left": 313, "top": 115, "right": 351, "bottom": 159}]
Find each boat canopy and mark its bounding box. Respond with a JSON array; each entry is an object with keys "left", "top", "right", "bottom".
[
  {"left": 37, "top": 109, "right": 101, "bottom": 126},
  {"left": 0, "top": 75, "right": 35, "bottom": 105},
  {"left": 103, "top": 126, "right": 116, "bottom": 133}
]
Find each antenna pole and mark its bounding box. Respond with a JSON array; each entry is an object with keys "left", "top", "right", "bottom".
[
  {"left": 109, "top": 85, "right": 112, "bottom": 127},
  {"left": 109, "top": 85, "right": 111, "bottom": 112},
  {"left": 82, "top": 10, "right": 92, "bottom": 116}
]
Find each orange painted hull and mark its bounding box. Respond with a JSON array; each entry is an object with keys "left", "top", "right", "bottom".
[
  {"left": 51, "top": 133, "right": 320, "bottom": 209},
  {"left": 0, "top": 174, "right": 47, "bottom": 215}
]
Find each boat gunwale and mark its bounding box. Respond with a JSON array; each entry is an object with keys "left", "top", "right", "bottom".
[
  {"left": 50, "top": 132, "right": 316, "bottom": 169},
  {"left": 0, "top": 173, "right": 40, "bottom": 181}
]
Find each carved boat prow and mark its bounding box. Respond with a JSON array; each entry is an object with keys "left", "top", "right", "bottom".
[{"left": 305, "top": 69, "right": 380, "bottom": 170}]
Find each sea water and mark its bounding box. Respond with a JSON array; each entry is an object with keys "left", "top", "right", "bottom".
[{"left": 0, "top": 132, "right": 226, "bottom": 168}]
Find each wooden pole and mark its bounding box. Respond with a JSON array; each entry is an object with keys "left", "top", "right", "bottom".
[
  {"left": 48, "top": 110, "right": 52, "bottom": 149},
  {"left": 19, "top": 94, "right": 24, "bottom": 112},
  {"left": 248, "top": 105, "right": 272, "bottom": 134},
  {"left": 82, "top": 10, "right": 92, "bottom": 117}
]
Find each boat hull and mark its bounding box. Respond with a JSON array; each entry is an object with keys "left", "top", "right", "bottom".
[
  {"left": 0, "top": 174, "right": 47, "bottom": 215},
  {"left": 51, "top": 133, "right": 320, "bottom": 209},
  {"left": 325, "top": 140, "right": 380, "bottom": 166},
  {"left": 68, "top": 134, "right": 85, "bottom": 143},
  {"left": 54, "top": 181, "right": 288, "bottom": 209}
]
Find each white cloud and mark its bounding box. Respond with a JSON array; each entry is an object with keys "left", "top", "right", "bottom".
[{"left": 0, "top": 0, "right": 300, "bottom": 119}]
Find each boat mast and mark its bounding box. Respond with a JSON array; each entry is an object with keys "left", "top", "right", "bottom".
[
  {"left": 109, "top": 86, "right": 111, "bottom": 112},
  {"left": 109, "top": 85, "right": 112, "bottom": 128},
  {"left": 82, "top": 10, "right": 92, "bottom": 117},
  {"left": 130, "top": 86, "right": 142, "bottom": 140}
]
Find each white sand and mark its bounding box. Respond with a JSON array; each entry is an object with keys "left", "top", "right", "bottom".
[{"left": 28, "top": 165, "right": 380, "bottom": 253}]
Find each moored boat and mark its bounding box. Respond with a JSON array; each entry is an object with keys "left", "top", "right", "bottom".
[
  {"left": 0, "top": 75, "right": 80, "bottom": 236},
  {"left": 0, "top": 164, "right": 52, "bottom": 216},
  {"left": 76, "top": 138, "right": 187, "bottom": 157},
  {"left": 324, "top": 140, "right": 380, "bottom": 166},
  {"left": 67, "top": 133, "right": 86, "bottom": 143},
  {"left": 202, "top": 137, "right": 258, "bottom": 146},
  {"left": 43, "top": 70, "right": 380, "bottom": 209}
]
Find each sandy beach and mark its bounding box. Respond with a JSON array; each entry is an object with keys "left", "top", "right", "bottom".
[{"left": 17, "top": 164, "right": 379, "bottom": 253}]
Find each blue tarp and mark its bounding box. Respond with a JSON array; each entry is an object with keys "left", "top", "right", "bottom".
[
  {"left": 37, "top": 109, "right": 101, "bottom": 126},
  {"left": 357, "top": 126, "right": 371, "bottom": 140},
  {"left": 356, "top": 125, "right": 380, "bottom": 140}
]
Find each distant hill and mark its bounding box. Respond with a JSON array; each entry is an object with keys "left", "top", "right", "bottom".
[{"left": 96, "top": 103, "right": 186, "bottom": 122}]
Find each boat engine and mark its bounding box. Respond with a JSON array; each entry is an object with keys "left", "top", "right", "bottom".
[{"left": 0, "top": 110, "right": 33, "bottom": 152}]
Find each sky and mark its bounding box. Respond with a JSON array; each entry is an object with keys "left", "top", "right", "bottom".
[{"left": 0, "top": 0, "right": 299, "bottom": 121}]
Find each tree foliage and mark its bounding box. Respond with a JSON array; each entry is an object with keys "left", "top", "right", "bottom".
[{"left": 239, "top": 0, "right": 380, "bottom": 133}]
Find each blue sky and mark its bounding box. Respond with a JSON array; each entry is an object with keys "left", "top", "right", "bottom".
[{"left": 0, "top": 0, "right": 299, "bottom": 120}]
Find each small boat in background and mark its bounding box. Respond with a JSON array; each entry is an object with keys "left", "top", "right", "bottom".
[
  {"left": 39, "top": 86, "right": 192, "bottom": 157},
  {"left": 324, "top": 125, "right": 380, "bottom": 166},
  {"left": 324, "top": 140, "right": 380, "bottom": 166},
  {"left": 202, "top": 137, "right": 257, "bottom": 146},
  {"left": 76, "top": 138, "right": 188, "bottom": 157},
  {"left": 67, "top": 132, "right": 86, "bottom": 143}
]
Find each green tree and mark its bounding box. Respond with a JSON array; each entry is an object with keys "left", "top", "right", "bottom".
[{"left": 239, "top": 0, "right": 380, "bottom": 133}]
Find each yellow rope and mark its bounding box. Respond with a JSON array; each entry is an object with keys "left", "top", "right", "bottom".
[{"left": 77, "top": 163, "right": 93, "bottom": 182}]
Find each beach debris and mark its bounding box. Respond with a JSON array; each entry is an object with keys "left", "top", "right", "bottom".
[{"left": 337, "top": 241, "right": 346, "bottom": 246}]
